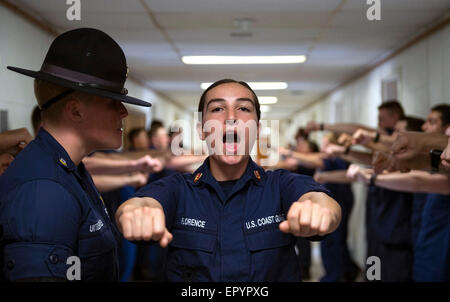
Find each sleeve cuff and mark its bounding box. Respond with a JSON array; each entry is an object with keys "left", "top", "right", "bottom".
[{"left": 3, "top": 242, "right": 72, "bottom": 281}]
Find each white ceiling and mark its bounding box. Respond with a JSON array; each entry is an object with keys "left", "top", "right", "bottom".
[{"left": 7, "top": 0, "right": 450, "bottom": 119}]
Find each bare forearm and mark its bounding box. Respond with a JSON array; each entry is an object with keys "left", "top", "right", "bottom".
[
  {"left": 375, "top": 171, "right": 450, "bottom": 195},
  {"left": 315, "top": 170, "right": 353, "bottom": 184},
  {"left": 92, "top": 174, "right": 139, "bottom": 192},
  {"left": 166, "top": 155, "right": 207, "bottom": 171},
  {"left": 291, "top": 152, "right": 325, "bottom": 169},
  {"left": 365, "top": 135, "right": 394, "bottom": 152},
  {"left": 339, "top": 150, "right": 373, "bottom": 165},
  {"left": 83, "top": 157, "right": 139, "bottom": 175},
  {"left": 417, "top": 133, "right": 449, "bottom": 152},
  {"left": 120, "top": 150, "right": 170, "bottom": 160},
  {"left": 324, "top": 123, "right": 375, "bottom": 135}
]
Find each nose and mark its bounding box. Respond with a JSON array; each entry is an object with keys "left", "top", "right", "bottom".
[
  {"left": 421, "top": 123, "right": 427, "bottom": 132},
  {"left": 225, "top": 109, "right": 236, "bottom": 123}
]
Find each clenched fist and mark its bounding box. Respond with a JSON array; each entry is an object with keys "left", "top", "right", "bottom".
[
  {"left": 115, "top": 197, "right": 173, "bottom": 247},
  {"left": 279, "top": 193, "right": 341, "bottom": 237}
]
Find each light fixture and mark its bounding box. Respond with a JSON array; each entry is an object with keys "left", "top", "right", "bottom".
[
  {"left": 200, "top": 82, "right": 287, "bottom": 90},
  {"left": 258, "top": 96, "right": 278, "bottom": 104},
  {"left": 183, "top": 55, "right": 306, "bottom": 65}
]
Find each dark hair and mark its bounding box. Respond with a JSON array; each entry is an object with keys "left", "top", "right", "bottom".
[
  {"left": 308, "top": 141, "right": 319, "bottom": 153},
  {"left": 431, "top": 104, "right": 450, "bottom": 127},
  {"left": 148, "top": 119, "right": 164, "bottom": 138},
  {"left": 378, "top": 100, "right": 405, "bottom": 119},
  {"left": 128, "top": 127, "right": 146, "bottom": 144},
  {"left": 295, "top": 128, "right": 309, "bottom": 140},
  {"left": 400, "top": 116, "right": 425, "bottom": 132},
  {"left": 198, "top": 79, "right": 261, "bottom": 121},
  {"left": 31, "top": 106, "right": 42, "bottom": 135}
]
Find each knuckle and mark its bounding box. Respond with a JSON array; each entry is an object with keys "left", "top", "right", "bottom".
[
  {"left": 287, "top": 211, "right": 297, "bottom": 221},
  {"left": 321, "top": 208, "right": 331, "bottom": 217},
  {"left": 121, "top": 212, "right": 133, "bottom": 221}
]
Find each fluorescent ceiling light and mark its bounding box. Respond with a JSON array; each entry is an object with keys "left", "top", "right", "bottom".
[
  {"left": 258, "top": 96, "right": 278, "bottom": 105},
  {"left": 260, "top": 105, "right": 271, "bottom": 113},
  {"left": 201, "top": 82, "right": 287, "bottom": 90},
  {"left": 183, "top": 55, "right": 306, "bottom": 65}
]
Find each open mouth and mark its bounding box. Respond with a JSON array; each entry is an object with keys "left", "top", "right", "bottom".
[{"left": 223, "top": 131, "right": 240, "bottom": 154}]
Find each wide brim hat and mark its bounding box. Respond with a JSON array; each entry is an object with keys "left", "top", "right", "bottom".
[{"left": 7, "top": 28, "right": 151, "bottom": 108}]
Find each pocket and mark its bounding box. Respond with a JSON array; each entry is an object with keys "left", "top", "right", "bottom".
[
  {"left": 245, "top": 228, "right": 292, "bottom": 252},
  {"left": 169, "top": 228, "right": 216, "bottom": 253}
]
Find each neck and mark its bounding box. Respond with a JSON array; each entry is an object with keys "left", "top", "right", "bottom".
[
  {"left": 209, "top": 156, "right": 250, "bottom": 181},
  {"left": 42, "top": 123, "right": 88, "bottom": 166}
]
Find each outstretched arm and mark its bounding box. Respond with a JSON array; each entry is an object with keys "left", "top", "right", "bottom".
[
  {"left": 305, "top": 121, "right": 375, "bottom": 135},
  {"left": 279, "top": 192, "right": 341, "bottom": 237},
  {"left": 347, "top": 164, "right": 450, "bottom": 195},
  {"left": 314, "top": 170, "right": 354, "bottom": 184},
  {"left": 83, "top": 155, "right": 163, "bottom": 175},
  {"left": 92, "top": 172, "right": 148, "bottom": 192}
]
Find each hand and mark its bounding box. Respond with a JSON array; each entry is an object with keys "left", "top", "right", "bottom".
[
  {"left": 0, "top": 128, "right": 33, "bottom": 156},
  {"left": 313, "top": 171, "right": 324, "bottom": 183},
  {"left": 391, "top": 132, "right": 421, "bottom": 160},
  {"left": 0, "top": 153, "right": 15, "bottom": 176},
  {"left": 279, "top": 199, "right": 334, "bottom": 237},
  {"left": 323, "top": 143, "right": 346, "bottom": 157},
  {"left": 279, "top": 147, "right": 292, "bottom": 157},
  {"left": 129, "top": 172, "right": 149, "bottom": 188},
  {"left": 305, "top": 121, "right": 320, "bottom": 134},
  {"left": 115, "top": 198, "right": 173, "bottom": 247},
  {"left": 346, "top": 164, "right": 370, "bottom": 183},
  {"left": 352, "top": 129, "right": 376, "bottom": 146},
  {"left": 134, "top": 155, "right": 163, "bottom": 173},
  {"left": 337, "top": 133, "right": 353, "bottom": 147},
  {"left": 372, "top": 151, "right": 394, "bottom": 174}
]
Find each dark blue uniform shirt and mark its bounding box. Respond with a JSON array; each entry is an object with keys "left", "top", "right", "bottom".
[
  {"left": 414, "top": 193, "right": 450, "bottom": 281},
  {"left": 366, "top": 186, "right": 412, "bottom": 245},
  {"left": 0, "top": 128, "right": 119, "bottom": 281},
  {"left": 134, "top": 157, "right": 331, "bottom": 281}
]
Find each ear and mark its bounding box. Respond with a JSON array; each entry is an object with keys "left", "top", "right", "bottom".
[
  {"left": 196, "top": 121, "right": 206, "bottom": 141},
  {"left": 64, "top": 98, "right": 85, "bottom": 123}
]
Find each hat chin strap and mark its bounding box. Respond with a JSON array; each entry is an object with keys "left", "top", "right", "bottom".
[{"left": 40, "top": 89, "right": 75, "bottom": 110}]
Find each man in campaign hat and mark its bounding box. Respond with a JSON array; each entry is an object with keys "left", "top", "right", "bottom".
[{"left": 0, "top": 28, "right": 151, "bottom": 281}]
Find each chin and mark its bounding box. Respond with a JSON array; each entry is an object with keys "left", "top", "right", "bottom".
[{"left": 215, "top": 154, "right": 247, "bottom": 166}]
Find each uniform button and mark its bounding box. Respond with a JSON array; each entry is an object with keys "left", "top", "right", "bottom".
[
  {"left": 6, "top": 260, "right": 15, "bottom": 270},
  {"left": 49, "top": 254, "right": 59, "bottom": 264}
]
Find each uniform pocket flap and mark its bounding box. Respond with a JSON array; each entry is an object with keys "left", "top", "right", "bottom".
[
  {"left": 246, "top": 229, "right": 292, "bottom": 252},
  {"left": 170, "top": 229, "right": 215, "bottom": 252}
]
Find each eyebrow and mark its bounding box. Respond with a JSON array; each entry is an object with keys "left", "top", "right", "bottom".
[{"left": 206, "top": 98, "right": 255, "bottom": 109}]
